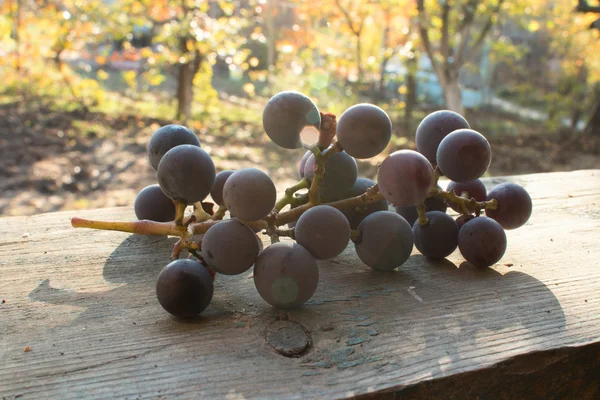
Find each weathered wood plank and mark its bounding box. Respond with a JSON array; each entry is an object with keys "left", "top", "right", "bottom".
[{"left": 0, "top": 170, "right": 599, "bottom": 399}]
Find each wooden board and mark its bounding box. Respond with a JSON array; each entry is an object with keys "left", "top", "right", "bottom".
[{"left": 1, "top": 170, "right": 599, "bottom": 399}]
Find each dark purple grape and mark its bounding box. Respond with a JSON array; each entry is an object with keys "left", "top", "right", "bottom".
[
  {"left": 394, "top": 190, "right": 446, "bottom": 226},
  {"left": 485, "top": 183, "right": 532, "bottom": 230},
  {"left": 134, "top": 184, "right": 176, "bottom": 222},
  {"left": 447, "top": 179, "right": 487, "bottom": 212},
  {"left": 210, "top": 170, "right": 235, "bottom": 206},
  {"left": 447, "top": 179, "right": 486, "bottom": 199},
  {"left": 355, "top": 211, "right": 414, "bottom": 271},
  {"left": 157, "top": 145, "right": 216, "bottom": 204},
  {"left": 223, "top": 168, "right": 276, "bottom": 221},
  {"left": 456, "top": 214, "right": 475, "bottom": 229},
  {"left": 298, "top": 150, "right": 312, "bottom": 179},
  {"left": 415, "top": 110, "right": 470, "bottom": 164},
  {"left": 395, "top": 205, "right": 419, "bottom": 226},
  {"left": 156, "top": 259, "right": 213, "bottom": 318},
  {"left": 458, "top": 217, "right": 507, "bottom": 267},
  {"left": 413, "top": 211, "right": 459, "bottom": 259},
  {"left": 377, "top": 150, "right": 434, "bottom": 206},
  {"left": 262, "top": 91, "right": 321, "bottom": 149},
  {"left": 295, "top": 205, "right": 350, "bottom": 259},
  {"left": 253, "top": 242, "right": 319, "bottom": 309},
  {"left": 436, "top": 129, "right": 491, "bottom": 182},
  {"left": 201, "top": 219, "right": 260, "bottom": 275},
  {"left": 304, "top": 150, "right": 358, "bottom": 202},
  {"left": 336, "top": 104, "right": 392, "bottom": 159},
  {"left": 148, "top": 124, "right": 200, "bottom": 170},
  {"left": 338, "top": 178, "right": 389, "bottom": 229},
  {"left": 424, "top": 186, "right": 447, "bottom": 213}
]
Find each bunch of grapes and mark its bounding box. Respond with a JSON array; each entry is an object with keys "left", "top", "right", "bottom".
[{"left": 72, "top": 91, "right": 532, "bottom": 319}]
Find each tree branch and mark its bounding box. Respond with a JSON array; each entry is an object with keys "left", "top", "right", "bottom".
[
  {"left": 576, "top": 0, "right": 600, "bottom": 13},
  {"left": 456, "top": 0, "right": 505, "bottom": 67},
  {"left": 335, "top": 0, "right": 361, "bottom": 36},
  {"left": 416, "top": 0, "right": 445, "bottom": 84},
  {"left": 441, "top": 0, "right": 451, "bottom": 68}
]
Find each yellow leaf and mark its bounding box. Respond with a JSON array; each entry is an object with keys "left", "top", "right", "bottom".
[
  {"left": 141, "top": 48, "right": 154, "bottom": 58},
  {"left": 97, "top": 69, "right": 109, "bottom": 80},
  {"left": 528, "top": 20, "right": 540, "bottom": 32},
  {"left": 243, "top": 83, "right": 255, "bottom": 96},
  {"left": 150, "top": 74, "right": 165, "bottom": 86}
]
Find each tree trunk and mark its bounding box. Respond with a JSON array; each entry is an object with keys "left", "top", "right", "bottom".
[
  {"left": 355, "top": 34, "right": 363, "bottom": 83},
  {"left": 404, "top": 54, "right": 418, "bottom": 136},
  {"left": 176, "top": 41, "right": 202, "bottom": 121},
  {"left": 265, "top": 0, "right": 277, "bottom": 91},
  {"left": 377, "top": 10, "right": 391, "bottom": 101},
  {"left": 584, "top": 91, "right": 600, "bottom": 135},
  {"left": 377, "top": 57, "right": 389, "bottom": 101},
  {"left": 15, "top": 0, "right": 21, "bottom": 72},
  {"left": 442, "top": 75, "right": 464, "bottom": 115}
]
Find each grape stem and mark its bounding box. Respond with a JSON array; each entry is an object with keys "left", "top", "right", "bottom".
[
  {"left": 275, "top": 228, "right": 295, "bottom": 239},
  {"left": 307, "top": 141, "right": 343, "bottom": 205},
  {"left": 71, "top": 217, "right": 187, "bottom": 236},
  {"left": 416, "top": 203, "right": 429, "bottom": 226},
  {"left": 171, "top": 237, "right": 200, "bottom": 260},
  {"left": 174, "top": 201, "right": 187, "bottom": 226},
  {"left": 274, "top": 178, "right": 310, "bottom": 212},
  {"left": 212, "top": 204, "right": 227, "bottom": 220},
  {"left": 275, "top": 183, "right": 384, "bottom": 226},
  {"left": 431, "top": 187, "right": 498, "bottom": 216},
  {"left": 350, "top": 229, "right": 361, "bottom": 243},
  {"left": 317, "top": 112, "right": 337, "bottom": 149},
  {"left": 184, "top": 202, "right": 213, "bottom": 225}
]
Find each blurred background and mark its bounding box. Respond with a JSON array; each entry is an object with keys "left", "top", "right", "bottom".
[{"left": 1, "top": 0, "right": 599, "bottom": 216}]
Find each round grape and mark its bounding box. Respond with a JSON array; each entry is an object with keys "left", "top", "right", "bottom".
[
  {"left": 201, "top": 219, "right": 260, "bottom": 275},
  {"left": 336, "top": 104, "right": 392, "bottom": 159},
  {"left": 338, "top": 178, "right": 389, "bottom": 229},
  {"left": 223, "top": 168, "right": 276, "bottom": 221},
  {"left": 298, "top": 150, "right": 312, "bottom": 179},
  {"left": 295, "top": 205, "right": 350, "bottom": 260},
  {"left": 415, "top": 110, "right": 470, "bottom": 164},
  {"left": 446, "top": 179, "right": 487, "bottom": 212},
  {"left": 134, "top": 184, "right": 176, "bottom": 222},
  {"left": 394, "top": 192, "right": 446, "bottom": 227},
  {"left": 254, "top": 242, "right": 319, "bottom": 309},
  {"left": 456, "top": 214, "right": 475, "bottom": 230},
  {"left": 156, "top": 259, "right": 214, "bottom": 318},
  {"left": 148, "top": 124, "right": 200, "bottom": 171},
  {"left": 395, "top": 205, "right": 419, "bottom": 227},
  {"left": 413, "top": 211, "right": 459, "bottom": 260},
  {"left": 210, "top": 170, "right": 235, "bottom": 206},
  {"left": 355, "top": 211, "right": 414, "bottom": 271},
  {"left": 262, "top": 91, "right": 321, "bottom": 149},
  {"left": 436, "top": 129, "right": 491, "bottom": 182},
  {"left": 447, "top": 179, "right": 486, "bottom": 200},
  {"left": 458, "top": 217, "right": 507, "bottom": 267},
  {"left": 377, "top": 150, "right": 434, "bottom": 206},
  {"left": 157, "top": 145, "right": 216, "bottom": 204},
  {"left": 304, "top": 150, "right": 358, "bottom": 202},
  {"left": 485, "top": 183, "right": 532, "bottom": 230}
]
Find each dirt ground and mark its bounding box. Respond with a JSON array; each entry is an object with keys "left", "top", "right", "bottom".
[{"left": 1, "top": 101, "right": 599, "bottom": 217}]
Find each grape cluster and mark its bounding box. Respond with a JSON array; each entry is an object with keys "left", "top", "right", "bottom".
[{"left": 73, "top": 92, "right": 533, "bottom": 319}]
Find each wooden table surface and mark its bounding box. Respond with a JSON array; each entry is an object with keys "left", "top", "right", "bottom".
[{"left": 1, "top": 170, "right": 599, "bottom": 399}]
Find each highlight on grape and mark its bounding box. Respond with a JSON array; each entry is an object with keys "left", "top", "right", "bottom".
[{"left": 71, "top": 91, "right": 533, "bottom": 318}]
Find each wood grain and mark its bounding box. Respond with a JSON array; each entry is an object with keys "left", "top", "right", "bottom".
[{"left": 0, "top": 170, "right": 599, "bottom": 399}]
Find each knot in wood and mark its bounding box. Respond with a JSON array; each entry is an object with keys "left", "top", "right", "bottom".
[{"left": 266, "top": 320, "right": 311, "bottom": 357}]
